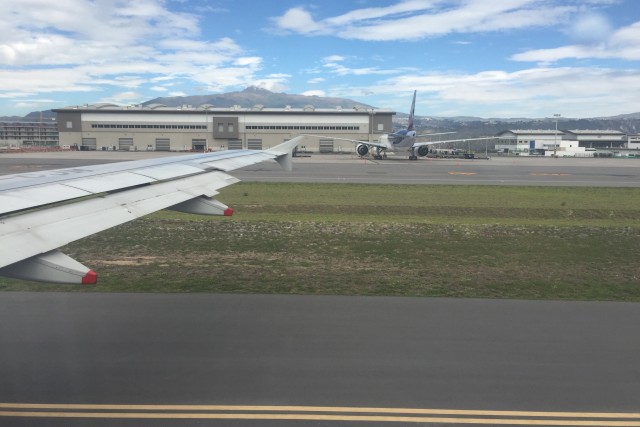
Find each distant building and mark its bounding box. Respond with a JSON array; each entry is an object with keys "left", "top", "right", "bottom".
[
  {"left": 561, "top": 130, "right": 627, "bottom": 149},
  {"left": 52, "top": 104, "right": 394, "bottom": 153},
  {"left": 495, "top": 130, "right": 563, "bottom": 155},
  {"left": 0, "top": 121, "right": 59, "bottom": 147},
  {"left": 496, "top": 129, "right": 630, "bottom": 157}
]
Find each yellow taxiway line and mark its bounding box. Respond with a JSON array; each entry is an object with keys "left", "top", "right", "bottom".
[{"left": 1, "top": 404, "right": 640, "bottom": 425}]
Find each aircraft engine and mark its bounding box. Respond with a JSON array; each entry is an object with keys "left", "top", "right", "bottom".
[
  {"left": 356, "top": 144, "right": 369, "bottom": 156},
  {"left": 417, "top": 145, "right": 429, "bottom": 157}
]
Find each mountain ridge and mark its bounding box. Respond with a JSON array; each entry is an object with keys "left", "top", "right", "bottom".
[
  {"left": 2, "top": 88, "right": 639, "bottom": 136},
  {"left": 143, "top": 86, "right": 376, "bottom": 110}
]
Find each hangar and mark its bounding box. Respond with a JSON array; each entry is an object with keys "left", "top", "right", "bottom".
[
  {"left": 52, "top": 104, "right": 394, "bottom": 153},
  {"left": 496, "top": 129, "right": 630, "bottom": 156}
]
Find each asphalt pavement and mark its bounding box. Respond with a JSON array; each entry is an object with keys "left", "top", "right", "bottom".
[
  {"left": 1, "top": 293, "right": 640, "bottom": 426},
  {"left": 1, "top": 152, "right": 640, "bottom": 426}
]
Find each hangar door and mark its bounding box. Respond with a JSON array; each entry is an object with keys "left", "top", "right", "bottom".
[
  {"left": 192, "top": 139, "right": 206, "bottom": 151},
  {"left": 247, "top": 139, "right": 262, "bottom": 150},
  {"left": 228, "top": 139, "right": 243, "bottom": 150},
  {"left": 119, "top": 138, "right": 133, "bottom": 151},
  {"left": 155, "top": 138, "right": 170, "bottom": 151},
  {"left": 81, "top": 138, "right": 96, "bottom": 151}
]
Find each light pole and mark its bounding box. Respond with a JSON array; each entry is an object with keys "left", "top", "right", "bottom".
[{"left": 553, "top": 113, "right": 561, "bottom": 157}]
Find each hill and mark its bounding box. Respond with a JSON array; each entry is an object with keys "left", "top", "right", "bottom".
[{"left": 143, "top": 86, "right": 375, "bottom": 110}]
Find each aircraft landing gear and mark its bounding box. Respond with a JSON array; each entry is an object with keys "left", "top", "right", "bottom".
[
  {"left": 373, "top": 148, "right": 385, "bottom": 160},
  {"left": 408, "top": 148, "right": 418, "bottom": 160}
]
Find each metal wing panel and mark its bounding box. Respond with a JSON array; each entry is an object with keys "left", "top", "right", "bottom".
[
  {"left": 0, "top": 152, "right": 259, "bottom": 217},
  {"left": 413, "top": 137, "right": 498, "bottom": 148},
  {"left": 0, "top": 185, "right": 91, "bottom": 215},
  {"left": 62, "top": 172, "right": 155, "bottom": 193},
  {"left": 133, "top": 163, "right": 205, "bottom": 180},
  {"left": 0, "top": 171, "right": 238, "bottom": 269},
  {"left": 301, "top": 134, "right": 387, "bottom": 149},
  {"left": 200, "top": 151, "right": 275, "bottom": 171}
]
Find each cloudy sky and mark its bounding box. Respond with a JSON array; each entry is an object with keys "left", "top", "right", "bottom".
[{"left": 1, "top": 0, "right": 638, "bottom": 118}]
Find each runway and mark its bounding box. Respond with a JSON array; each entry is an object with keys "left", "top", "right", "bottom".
[
  {"left": 1, "top": 151, "right": 640, "bottom": 425},
  {"left": 237, "top": 154, "right": 640, "bottom": 186},
  {"left": 1, "top": 151, "right": 640, "bottom": 186},
  {"left": 1, "top": 293, "right": 640, "bottom": 426}
]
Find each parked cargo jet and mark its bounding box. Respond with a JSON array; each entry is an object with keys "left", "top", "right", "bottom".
[
  {"left": 0, "top": 137, "right": 301, "bottom": 285},
  {"left": 306, "top": 90, "right": 494, "bottom": 160}
]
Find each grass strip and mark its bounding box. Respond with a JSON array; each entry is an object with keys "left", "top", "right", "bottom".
[{"left": 1, "top": 183, "right": 639, "bottom": 300}]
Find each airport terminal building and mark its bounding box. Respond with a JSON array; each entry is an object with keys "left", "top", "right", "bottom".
[
  {"left": 52, "top": 104, "right": 395, "bottom": 153},
  {"left": 0, "top": 121, "right": 59, "bottom": 147}
]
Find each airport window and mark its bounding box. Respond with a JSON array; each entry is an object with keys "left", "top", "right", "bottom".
[{"left": 86, "top": 122, "right": 358, "bottom": 132}]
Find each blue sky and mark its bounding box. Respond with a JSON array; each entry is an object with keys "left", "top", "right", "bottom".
[{"left": 1, "top": 0, "right": 639, "bottom": 118}]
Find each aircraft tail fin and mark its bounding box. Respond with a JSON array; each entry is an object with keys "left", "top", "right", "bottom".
[{"left": 407, "top": 90, "right": 416, "bottom": 131}]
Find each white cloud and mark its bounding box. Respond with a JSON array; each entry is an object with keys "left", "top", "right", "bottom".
[
  {"left": 0, "top": 0, "right": 265, "bottom": 110},
  {"left": 250, "top": 74, "right": 291, "bottom": 93},
  {"left": 568, "top": 12, "right": 613, "bottom": 45},
  {"left": 302, "top": 90, "right": 326, "bottom": 97},
  {"left": 321, "top": 55, "right": 403, "bottom": 76},
  {"left": 324, "top": 65, "right": 640, "bottom": 117},
  {"left": 14, "top": 100, "right": 57, "bottom": 111},
  {"left": 512, "top": 21, "right": 640, "bottom": 63},
  {"left": 271, "top": 7, "right": 325, "bottom": 35},
  {"left": 98, "top": 91, "right": 144, "bottom": 106},
  {"left": 271, "top": 0, "right": 579, "bottom": 41}
]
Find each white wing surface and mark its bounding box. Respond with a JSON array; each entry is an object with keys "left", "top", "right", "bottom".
[
  {"left": 301, "top": 134, "right": 388, "bottom": 149},
  {"left": 0, "top": 137, "right": 301, "bottom": 285},
  {"left": 412, "top": 137, "right": 498, "bottom": 148}
]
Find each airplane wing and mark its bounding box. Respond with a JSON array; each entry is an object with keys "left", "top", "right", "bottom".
[
  {"left": 414, "top": 132, "right": 457, "bottom": 138},
  {"left": 412, "top": 137, "right": 498, "bottom": 148},
  {"left": 0, "top": 136, "right": 301, "bottom": 285},
  {"left": 302, "top": 134, "right": 388, "bottom": 149}
]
